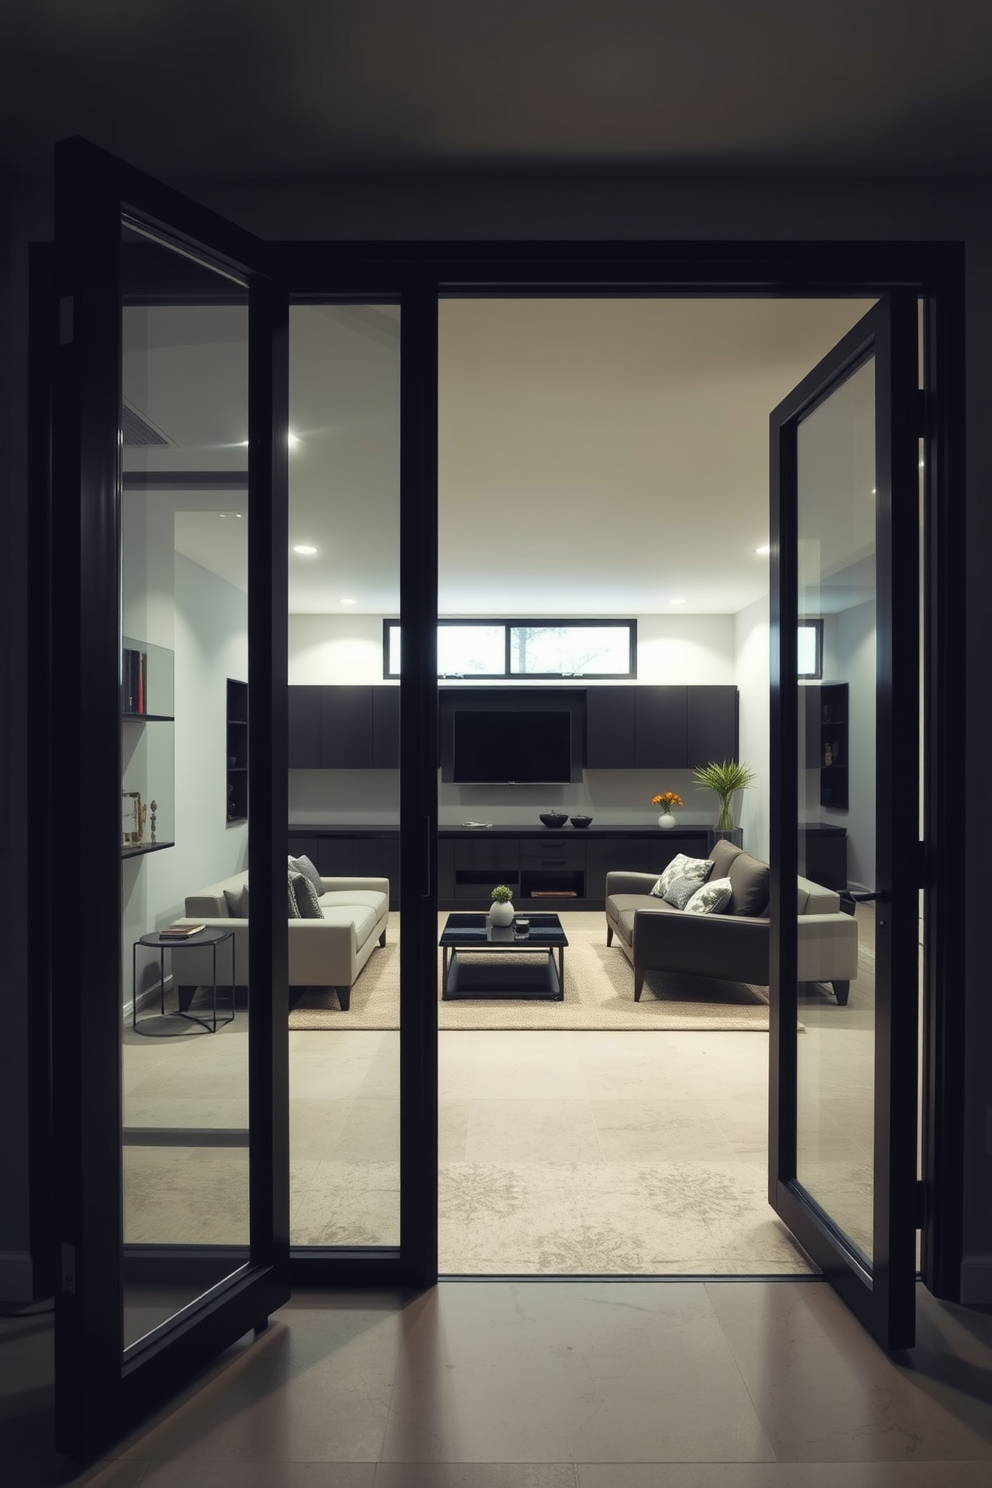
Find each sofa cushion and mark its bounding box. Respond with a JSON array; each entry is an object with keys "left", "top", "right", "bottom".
[
  {"left": 608, "top": 894, "right": 680, "bottom": 944},
  {"left": 223, "top": 883, "right": 247, "bottom": 917},
  {"left": 288, "top": 853, "right": 323, "bottom": 902},
  {"left": 709, "top": 839, "right": 743, "bottom": 877},
  {"left": 318, "top": 902, "right": 380, "bottom": 945},
  {"left": 727, "top": 851, "right": 770, "bottom": 916},
  {"left": 291, "top": 870, "right": 324, "bottom": 919},
  {"left": 662, "top": 873, "right": 706, "bottom": 910},
  {"left": 684, "top": 875, "right": 733, "bottom": 915},
  {"left": 650, "top": 854, "right": 713, "bottom": 898},
  {"left": 319, "top": 888, "right": 388, "bottom": 914},
  {"left": 288, "top": 871, "right": 302, "bottom": 918}
]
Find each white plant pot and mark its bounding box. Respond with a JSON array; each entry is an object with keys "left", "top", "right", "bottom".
[
  {"left": 489, "top": 900, "right": 515, "bottom": 926},
  {"left": 657, "top": 814, "right": 676, "bottom": 829}
]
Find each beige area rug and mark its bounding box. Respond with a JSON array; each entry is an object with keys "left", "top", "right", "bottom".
[{"left": 288, "top": 912, "right": 773, "bottom": 1032}]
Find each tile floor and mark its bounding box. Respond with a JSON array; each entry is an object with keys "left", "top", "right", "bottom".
[{"left": 4, "top": 1279, "right": 992, "bottom": 1486}]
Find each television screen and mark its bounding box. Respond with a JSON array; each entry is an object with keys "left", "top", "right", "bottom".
[{"left": 452, "top": 709, "right": 572, "bottom": 784}]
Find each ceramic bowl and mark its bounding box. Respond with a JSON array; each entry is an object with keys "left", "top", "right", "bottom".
[
  {"left": 569, "top": 815, "right": 593, "bottom": 828},
  {"left": 539, "top": 812, "right": 568, "bottom": 828}
]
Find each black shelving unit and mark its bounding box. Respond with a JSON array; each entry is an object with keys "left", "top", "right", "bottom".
[
  {"left": 226, "top": 678, "right": 248, "bottom": 823},
  {"left": 121, "top": 636, "right": 175, "bottom": 855},
  {"left": 819, "top": 681, "right": 849, "bottom": 809}
]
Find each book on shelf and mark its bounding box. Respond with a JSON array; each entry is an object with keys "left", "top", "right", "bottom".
[
  {"left": 158, "top": 923, "right": 206, "bottom": 938},
  {"left": 123, "top": 646, "right": 148, "bottom": 714}
]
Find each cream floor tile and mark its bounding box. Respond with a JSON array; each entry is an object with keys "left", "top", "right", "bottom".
[
  {"left": 290, "top": 1097, "right": 352, "bottom": 1161},
  {"left": 123, "top": 1147, "right": 250, "bottom": 1246},
  {"left": 331, "top": 1099, "right": 401, "bottom": 1162},
  {"left": 374, "top": 1467, "right": 578, "bottom": 1488},
  {"left": 577, "top": 1465, "right": 992, "bottom": 1487},
  {"left": 132, "top": 1465, "right": 377, "bottom": 1487},
  {"left": 380, "top": 1282, "right": 776, "bottom": 1463},
  {"left": 465, "top": 1098, "right": 604, "bottom": 1163},
  {"left": 439, "top": 1098, "right": 471, "bottom": 1159},
  {"left": 591, "top": 1098, "right": 738, "bottom": 1162},
  {"left": 122, "top": 1094, "right": 249, "bottom": 1129},
  {"left": 706, "top": 1281, "right": 992, "bottom": 1461},
  {"left": 291, "top": 1165, "right": 400, "bottom": 1247}
]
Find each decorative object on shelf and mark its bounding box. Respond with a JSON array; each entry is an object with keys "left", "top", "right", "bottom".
[
  {"left": 824, "top": 742, "right": 833, "bottom": 766},
  {"left": 149, "top": 800, "right": 158, "bottom": 843},
  {"left": 539, "top": 811, "right": 568, "bottom": 828},
  {"left": 489, "top": 883, "right": 515, "bottom": 926},
  {"left": 652, "top": 791, "right": 684, "bottom": 828},
  {"left": 692, "top": 758, "right": 757, "bottom": 832},
  {"left": 569, "top": 815, "right": 593, "bottom": 828},
  {"left": 122, "top": 789, "right": 144, "bottom": 847}
]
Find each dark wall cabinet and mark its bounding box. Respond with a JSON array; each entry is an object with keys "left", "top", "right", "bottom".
[
  {"left": 288, "top": 684, "right": 399, "bottom": 770},
  {"left": 585, "top": 684, "right": 738, "bottom": 769}
]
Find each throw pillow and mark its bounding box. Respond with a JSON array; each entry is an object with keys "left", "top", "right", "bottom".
[
  {"left": 662, "top": 873, "right": 705, "bottom": 910},
  {"left": 223, "top": 883, "right": 248, "bottom": 917},
  {"left": 650, "top": 854, "right": 713, "bottom": 899},
  {"left": 287, "top": 871, "right": 302, "bottom": 918},
  {"left": 288, "top": 853, "right": 323, "bottom": 902},
  {"left": 290, "top": 869, "right": 324, "bottom": 919},
  {"left": 684, "top": 876, "right": 733, "bottom": 915}
]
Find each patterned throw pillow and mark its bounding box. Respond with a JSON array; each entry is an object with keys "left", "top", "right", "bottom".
[
  {"left": 288, "top": 853, "right": 323, "bottom": 902},
  {"left": 288, "top": 871, "right": 302, "bottom": 918},
  {"left": 683, "top": 876, "right": 733, "bottom": 915},
  {"left": 650, "top": 854, "right": 713, "bottom": 899},
  {"left": 290, "top": 869, "right": 324, "bottom": 919},
  {"left": 662, "top": 873, "right": 705, "bottom": 910}
]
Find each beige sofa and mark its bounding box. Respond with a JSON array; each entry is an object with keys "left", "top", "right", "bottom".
[
  {"left": 177, "top": 869, "right": 389, "bottom": 1011},
  {"left": 605, "top": 838, "right": 858, "bottom": 1005}
]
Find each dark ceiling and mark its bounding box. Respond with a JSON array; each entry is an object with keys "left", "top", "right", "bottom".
[{"left": 2, "top": 0, "right": 992, "bottom": 183}]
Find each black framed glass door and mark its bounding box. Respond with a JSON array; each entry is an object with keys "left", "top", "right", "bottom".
[
  {"left": 51, "top": 138, "right": 290, "bottom": 1459},
  {"left": 769, "top": 295, "right": 921, "bottom": 1349}
]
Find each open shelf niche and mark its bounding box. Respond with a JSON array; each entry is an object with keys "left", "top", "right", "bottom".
[
  {"left": 121, "top": 635, "right": 175, "bottom": 856},
  {"left": 226, "top": 678, "right": 248, "bottom": 823}
]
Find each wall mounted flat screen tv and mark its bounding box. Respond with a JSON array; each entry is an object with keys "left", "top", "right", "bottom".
[{"left": 452, "top": 709, "right": 572, "bottom": 784}]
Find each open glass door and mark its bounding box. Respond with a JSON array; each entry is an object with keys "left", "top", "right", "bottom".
[
  {"left": 51, "top": 138, "right": 289, "bottom": 1458},
  {"left": 769, "top": 295, "right": 920, "bottom": 1350}
]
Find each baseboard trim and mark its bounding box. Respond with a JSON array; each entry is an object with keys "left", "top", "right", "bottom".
[
  {"left": 0, "top": 1249, "right": 34, "bottom": 1303},
  {"left": 960, "top": 1255, "right": 992, "bottom": 1304}
]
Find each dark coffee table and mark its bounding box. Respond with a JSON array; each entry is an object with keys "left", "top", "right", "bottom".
[{"left": 439, "top": 912, "right": 568, "bottom": 1000}]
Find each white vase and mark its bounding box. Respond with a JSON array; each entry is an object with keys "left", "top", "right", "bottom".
[
  {"left": 489, "top": 900, "right": 515, "bottom": 926},
  {"left": 657, "top": 813, "right": 676, "bottom": 829}
]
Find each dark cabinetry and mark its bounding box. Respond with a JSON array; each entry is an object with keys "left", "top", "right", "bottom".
[
  {"left": 800, "top": 825, "right": 848, "bottom": 892},
  {"left": 818, "top": 682, "right": 849, "bottom": 809},
  {"left": 585, "top": 685, "right": 737, "bottom": 769},
  {"left": 288, "top": 830, "right": 400, "bottom": 909},
  {"left": 288, "top": 684, "right": 399, "bottom": 769}
]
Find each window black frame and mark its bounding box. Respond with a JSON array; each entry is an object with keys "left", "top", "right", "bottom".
[
  {"left": 382, "top": 616, "right": 637, "bottom": 679},
  {"left": 798, "top": 617, "right": 824, "bottom": 679}
]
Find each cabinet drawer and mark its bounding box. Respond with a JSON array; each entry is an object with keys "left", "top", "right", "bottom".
[
  {"left": 519, "top": 842, "right": 585, "bottom": 868},
  {"left": 453, "top": 840, "right": 519, "bottom": 871}
]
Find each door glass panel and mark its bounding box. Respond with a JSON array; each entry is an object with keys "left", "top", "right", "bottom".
[
  {"left": 287, "top": 303, "right": 401, "bottom": 1248},
  {"left": 121, "top": 223, "right": 250, "bottom": 1349},
  {"left": 795, "top": 356, "right": 875, "bottom": 1264}
]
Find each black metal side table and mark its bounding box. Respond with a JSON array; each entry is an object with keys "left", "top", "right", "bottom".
[{"left": 132, "top": 928, "right": 235, "bottom": 1036}]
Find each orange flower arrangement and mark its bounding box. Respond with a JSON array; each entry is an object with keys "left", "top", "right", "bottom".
[{"left": 651, "top": 792, "right": 683, "bottom": 812}]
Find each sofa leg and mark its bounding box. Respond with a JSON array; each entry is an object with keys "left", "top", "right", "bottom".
[
  {"left": 379, "top": 928, "right": 387, "bottom": 947},
  {"left": 177, "top": 984, "right": 196, "bottom": 1013},
  {"left": 606, "top": 925, "right": 613, "bottom": 947},
  {"left": 337, "top": 986, "right": 351, "bottom": 1012},
  {"left": 633, "top": 967, "right": 645, "bottom": 1003},
  {"left": 832, "top": 980, "right": 850, "bottom": 1006}
]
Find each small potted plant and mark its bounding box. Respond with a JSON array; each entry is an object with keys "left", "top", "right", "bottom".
[
  {"left": 651, "top": 791, "right": 683, "bottom": 829},
  {"left": 692, "top": 758, "right": 756, "bottom": 833},
  {"left": 489, "top": 883, "right": 515, "bottom": 926}
]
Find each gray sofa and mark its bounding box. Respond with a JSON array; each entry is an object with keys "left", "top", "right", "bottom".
[
  {"left": 178, "top": 869, "right": 390, "bottom": 1011},
  {"left": 605, "top": 838, "right": 858, "bottom": 1005}
]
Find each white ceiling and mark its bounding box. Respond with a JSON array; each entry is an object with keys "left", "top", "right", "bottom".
[
  {"left": 2, "top": 1, "right": 992, "bottom": 180},
  {"left": 127, "top": 296, "right": 874, "bottom": 616}
]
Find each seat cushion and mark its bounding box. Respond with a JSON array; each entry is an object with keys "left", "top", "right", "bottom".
[
  {"left": 607, "top": 894, "right": 680, "bottom": 944},
  {"left": 317, "top": 902, "right": 380, "bottom": 945},
  {"left": 319, "top": 889, "right": 388, "bottom": 915}
]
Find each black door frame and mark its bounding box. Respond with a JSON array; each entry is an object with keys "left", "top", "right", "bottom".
[
  {"left": 49, "top": 138, "right": 291, "bottom": 1459},
  {"left": 273, "top": 239, "right": 964, "bottom": 1304}
]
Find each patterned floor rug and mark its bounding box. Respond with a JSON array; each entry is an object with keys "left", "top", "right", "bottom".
[{"left": 288, "top": 912, "right": 773, "bottom": 1032}]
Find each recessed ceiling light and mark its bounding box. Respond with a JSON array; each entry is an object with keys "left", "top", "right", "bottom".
[
  {"left": 293, "top": 544, "right": 317, "bottom": 555},
  {"left": 669, "top": 597, "right": 686, "bottom": 606},
  {"left": 340, "top": 597, "right": 357, "bottom": 605},
  {"left": 287, "top": 432, "right": 300, "bottom": 448},
  {"left": 239, "top": 439, "right": 249, "bottom": 447},
  {"left": 755, "top": 544, "right": 771, "bottom": 556}
]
